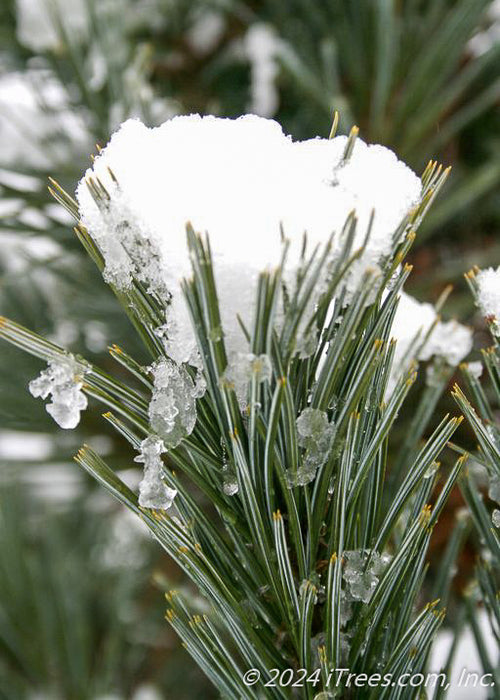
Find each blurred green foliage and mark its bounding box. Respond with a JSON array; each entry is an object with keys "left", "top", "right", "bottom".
[{"left": 0, "top": 482, "right": 216, "bottom": 698}]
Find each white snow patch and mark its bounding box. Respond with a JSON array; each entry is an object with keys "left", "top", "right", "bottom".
[
  {"left": 387, "top": 291, "right": 472, "bottom": 394},
  {"left": 476, "top": 266, "right": 500, "bottom": 333},
  {"left": 77, "top": 114, "right": 422, "bottom": 365},
  {"left": 467, "top": 361, "right": 483, "bottom": 380}
]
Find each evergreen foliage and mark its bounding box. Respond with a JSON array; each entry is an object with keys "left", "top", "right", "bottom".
[{"left": 0, "top": 147, "right": 475, "bottom": 697}]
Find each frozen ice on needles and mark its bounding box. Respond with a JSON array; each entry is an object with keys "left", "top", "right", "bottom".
[
  {"left": 135, "top": 435, "right": 177, "bottom": 510},
  {"left": 29, "top": 355, "right": 89, "bottom": 429}
]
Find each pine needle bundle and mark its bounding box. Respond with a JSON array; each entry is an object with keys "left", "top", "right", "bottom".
[{"left": 0, "top": 114, "right": 479, "bottom": 698}]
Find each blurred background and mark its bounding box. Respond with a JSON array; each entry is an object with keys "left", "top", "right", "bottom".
[{"left": 0, "top": 0, "right": 498, "bottom": 697}]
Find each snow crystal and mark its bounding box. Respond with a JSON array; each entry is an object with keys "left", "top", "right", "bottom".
[
  {"left": 343, "top": 550, "right": 391, "bottom": 604},
  {"left": 493, "top": 510, "right": 500, "bottom": 528},
  {"left": 29, "top": 355, "right": 88, "bottom": 429},
  {"left": 488, "top": 475, "right": 500, "bottom": 505},
  {"left": 287, "top": 408, "right": 335, "bottom": 486},
  {"left": 387, "top": 291, "right": 473, "bottom": 394},
  {"left": 135, "top": 435, "right": 177, "bottom": 510},
  {"left": 77, "top": 115, "right": 422, "bottom": 364},
  {"left": 148, "top": 359, "right": 199, "bottom": 447},
  {"left": 475, "top": 267, "right": 500, "bottom": 334}
]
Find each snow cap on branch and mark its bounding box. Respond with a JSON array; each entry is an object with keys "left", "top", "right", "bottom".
[
  {"left": 77, "top": 114, "right": 422, "bottom": 363},
  {"left": 387, "top": 291, "right": 473, "bottom": 394}
]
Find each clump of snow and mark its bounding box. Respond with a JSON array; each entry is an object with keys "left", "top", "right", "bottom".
[
  {"left": 83, "top": 188, "right": 171, "bottom": 298},
  {"left": 343, "top": 550, "right": 391, "bottom": 604},
  {"left": 148, "top": 359, "right": 199, "bottom": 447},
  {"left": 475, "top": 267, "right": 500, "bottom": 335},
  {"left": 287, "top": 407, "right": 335, "bottom": 486},
  {"left": 191, "top": 367, "right": 207, "bottom": 399},
  {"left": 420, "top": 319, "right": 473, "bottom": 367},
  {"left": 493, "top": 510, "right": 500, "bottom": 528},
  {"left": 29, "top": 355, "right": 88, "bottom": 429},
  {"left": 419, "top": 320, "right": 473, "bottom": 367},
  {"left": 387, "top": 292, "right": 473, "bottom": 394},
  {"left": 467, "top": 361, "right": 483, "bottom": 380},
  {"left": 135, "top": 435, "right": 177, "bottom": 510},
  {"left": 77, "top": 115, "right": 422, "bottom": 365}
]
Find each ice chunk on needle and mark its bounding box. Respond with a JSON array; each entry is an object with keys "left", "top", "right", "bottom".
[
  {"left": 287, "top": 407, "right": 335, "bottom": 486},
  {"left": 29, "top": 355, "right": 88, "bottom": 429},
  {"left": 148, "top": 359, "right": 198, "bottom": 447},
  {"left": 135, "top": 435, "right": 177, "bottom": 510}
]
